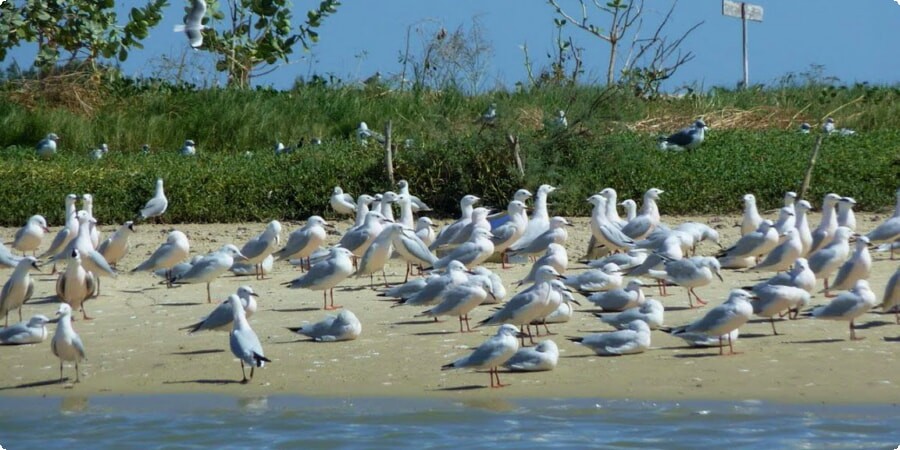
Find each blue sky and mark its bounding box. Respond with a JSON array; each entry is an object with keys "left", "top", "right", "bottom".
[{"left": 6, "top": 0, "right": 900, "bottom": 91}]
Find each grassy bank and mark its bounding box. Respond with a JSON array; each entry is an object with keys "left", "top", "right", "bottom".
[{"left": 0, "top": 78, "right": 898, "bottom": 225}]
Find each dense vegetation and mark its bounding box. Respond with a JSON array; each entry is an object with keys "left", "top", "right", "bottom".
[{"left": 0, "top": 74, "right": 898, "bottom": 226}]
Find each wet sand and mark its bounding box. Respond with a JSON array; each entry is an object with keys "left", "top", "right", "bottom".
[{"left": 0, "top": 213, "right": 898, "bottom": 404}]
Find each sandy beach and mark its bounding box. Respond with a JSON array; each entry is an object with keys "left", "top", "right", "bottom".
[{"left": 0, "top": 213, "right": 898, "bottom": 404}]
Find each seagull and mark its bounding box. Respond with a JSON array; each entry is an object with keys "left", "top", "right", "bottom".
[
  {"left": 478, "top": 266, "right": 564, "bottom": 344},
  {"left": 809, "top": 193, "right": 842, "bottom": 254},
  {"left": 355, "top": 224, "right": 401, "bottom": 287},
  {"left": 131, "top": 230, "right": 191, "bottom": 287},
  {"left": 503, "top": 339, "right": 559, "bottom": 372},
  {"left": 449, "top": 207, "right": 490, "bottom": 246},
  {"left": 751, "top": 284, "right": 811, "bottom": 334},
  {"left": 669, "top": 289, "right": 754, "bottom": 355},
  {"left": 81, "top": 193, "right": 101, "bottom": 248},
  {"left": 865, "top": 187, "right": 900, "bottom": 259},
  {"left": 378, "top": 277, "right": 429, "bottom": 300},
  {"left": 795, "top": 200, "right": 814, "bottom": 257},
  {"left": 599, "top": 187, "right": 627, "bottom": 227},
  {"left": 659, "top": 119, "right": 707, "bottom": 150},
  {"left": 740, "top": 194, "right": 763, "bottom": 236},
  {"left": 182, "top": 285, "right": 259, "bottom": 333},
  {"left": 51, "top": 303, "right": 86, "bottom": 383},
  {"left": 564, "top": 263, "right": 624, "bottom": 292},
  {"left": 717, "top": 219, "right": 779, "bottom": 263},
  {"left": 137, "top": 178, "right": 168, "bottom": 222},
  {"left": 597, "top": 298, "right": 664, "bottom": 330},
  {"left": 507, "top": 216, "right": 569, "bottom": 259},
  {"left": 339, "top": 211, "right": 389, "bottom": 258},
  {"left": 430, "top": 195, "right": 480, "bottom": 250},
  {"left": 180, "top": 139, "right": 197, "bottom": 156},
  {"left": 330, "top": 187, "right": 357, "bottom": 217},
  {"left": 418, "top": 276, "right": 494, "bottom": 332},
  {"left": 39, "top": 194, "right": 79, "bottom": 264},
  {"left": 668, "top": 328, "right": 740, "bottom": 348},
  {"left": 97, "top": 221, "right": 135, "bottom": 269},
  {"left": 511, "top": 184, "right": 555, "bottom": 252},
  {"left": 748, "top": 257, "right": 816, "bottom": 294},
  {"left": 89, "top": 143, "right": 108, "bottom": 161},
  {"left": 237, "top": 220, "right": 282, "bottom": 280},
  {"left": 284, "top": 247, "right": 354, "bottom": 310},
  {"left": 51, "top": 212, "right": 117, "bottom": 296},
  {"left": 288, "top": 309, "right": 362, "bottom": 342},
  {"left": 415, "top": 217, "right": 436, "bottom": 247},
  {"left": 488, "top": 189, "right": 533, "bottom": 230},
  {"left": 393, "top": 260, "right": 469, "bottom": 308},
  {"left": 490, "top": 201, "right": 528, "bottom": 268},
  {"left": 881, "top": 268, "right": 899, "bottom": 324},
  {"left": 826, "top": 236, "right": 872, "bottom": 292},
  {"left": 809, "top": 279, "right": 877, "bottom": 340},
  {"left": 582, "top": 279, "right": 645, "bottom": 311},
  {"left": 36, "top": 133, "right": 60, "bottom": 158},
  {"left": 0, "top": 257, "right": 39, "bottom": 326},
  {"left": 587, "top": 249, "right": 648, "bottom": 271},
  {"left": 353, "top": 194, "right": 376, "bottom": 227},
  {"left": 477, "top": 103, "right": 497, "bottom": 126},
  {"left": 0, "top": 314, "right": 49, "bottom": 345},
  {"left": 588, "top": 194, "right": 635, "bottom": 254},
  {"left": 431, "top": 228, "right": 495, "bottom": 270},
  {"left": 356, "top": 122, "right": 385, "bottom": 146},
  {"left": 568, "top": 319, "right": 651, "bottom": 356},
  {"left": 10, "top": 215, "right": 48, "bottom": 256},
  {"left": 56, "top": 249, "right": 96, "bottom": 320},
  {"left": 174, "top": 0, "right": 207, "bottom": 48},
  {"left": 552, "top": 110, "right": 567, "bottom": 129},
  {"left": 773, "top": 191, "right": 797, "bottom": 234},
  {"left": 0, "top": 244, "right": 23, "bottom": 269},
  {"left": 807, "top": 226, "right": 853, "bottom": 296},
  {"left": 515, "top": 243, "right": 567, "bottom": 286},
  {"left": 650, "top": 256, "right": 723, "bottom": 308},
  {"left": 822, "top": 117, "right": 835, "bottom": 134},
  {"left": 441, "top": 324, "right": 520, "bottom": 388},
  {"left": 799, "top": 123, "right": 811, "bottom": 133},
  {"left": 228, "top": 293, "right": 271, "bottom": 384},
  {"left": 837, "top": 197, "right": 857, "bottom": 231},
  {"left": 273, "top": 216, "right": 328, "bottom": 269},
  {"left": 392, "top": 225, "right": 438, "bottom": 276},
  {"left": 172, "top": 244, "right": 248, "bottom": 303},
  {"left": 748, "top": 228, "right": 802, "bottom": 273},
  {"left": 397, "top": 180, "right": 432, "bottom": 213},
  {"left": 620, "top": 188, "right": 663, "bottom": 240}
]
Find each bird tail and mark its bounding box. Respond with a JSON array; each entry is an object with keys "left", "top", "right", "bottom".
[
  {"left": 286, "top": 326, "right": 302, "bottom": 333},
  {"left": 253, "top": 353, "right": 271, "bottom": 367},
  {"left": 566, "top": 336, "right": 584, "bottom": 344},
  {"left": 179, "top": 322, "right": 202, "bottom": 333},
  {"left": 441, "top": 362, "right": 456, "bottom": 371}
]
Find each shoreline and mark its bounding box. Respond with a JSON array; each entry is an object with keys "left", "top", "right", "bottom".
[{"left": 0, "top": 214, "right": 898, "bottom": 404}]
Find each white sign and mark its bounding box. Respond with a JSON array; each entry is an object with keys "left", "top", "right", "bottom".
[{"left": 723, "top": 0, "right": 764, "bottom": 22}]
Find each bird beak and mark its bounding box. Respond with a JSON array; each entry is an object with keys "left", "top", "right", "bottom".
[
  {"left": 47, "top": 317, "right": 60, "bottom": 324},
  {"left": 249, "top": 292, "right": 259, "bottom": 297},
  {"left": 128, "top": 223, "right": 135, "bottom": 232},
  {"left": 42, "top": 226, "right": 50, "bottom": 233},
  {"left": 569, "top": 298, "right": 581, "bottom": 306},
  {"left": 236, "top": 252, "right": 249, "bottom": 261},
  {"left": 31, "top": 262, "right": 41, "bottom": 272},
  {"left": 715, "top": 271, "right": 724, "bottom": 282},
  {"left": 557, "top": 275, "right": 567, "bottom": 280}
]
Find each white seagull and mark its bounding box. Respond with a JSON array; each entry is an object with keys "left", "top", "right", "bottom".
[
  {"left": 174, "top": 0, "right": 207, "bottom": 48},
  {"left": 51, "top": 303, "right": 86, "bottom": 383},
  {"left": 288, "top": 309, "right": 362, "bottom": 342},
  {"left": 441, "top": 324, "right": 520, "bottom": 388},
  {"left": 228, "top": 293, "right": 271, "bottom": 383}
]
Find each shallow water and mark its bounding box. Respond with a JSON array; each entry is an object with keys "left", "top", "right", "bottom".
[{"left": 0, "top": 395, "right": 896, "bottom": 449}]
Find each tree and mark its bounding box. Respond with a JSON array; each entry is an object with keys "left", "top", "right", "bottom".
[
  {"left": 0, "top": 0, "right": 167, "bottom": 74},
  {"left": 547, "top": 0, "right": 701, "bottom": 93},
  {"left": 197, "top": 0, "right": 339, "bottom": 88}
]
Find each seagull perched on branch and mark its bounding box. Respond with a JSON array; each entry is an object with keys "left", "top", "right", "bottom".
[{"left": 174, "top": 0, "right": 207, "bottom": 49}]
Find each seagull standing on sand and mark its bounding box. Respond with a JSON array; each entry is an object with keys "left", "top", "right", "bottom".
[
  {"left": 807, "top": 226, "right": 853, "bottom": 296},
  {"left": 418, "top": 276, "right": 494, "bottom": 332},
  {"left": 39, "top": 194, "right": 79, "bottom": 263},
  {"left": 11, "top": 215, "right": 49, "bottom": 256},
  {"left": 651, "top": 256, "right": 723, "bottom": 308},
  {"left": 810, "top": 279, "right": 877, "bottom": 340},
  {"left": 740, "top": 194, "right": 763, "bottom": 236},
  {"left": 228, "top": 293, "right": 271, "bottom": 384},
  {"left": 415, "top": 217, "right": 436, "bottom": 247},
  {"left": 284, "top": 247, "right": 354, "bottom": 310},
  {"left": 669, "top": 289, "right": 754, "bottom": 355},
  {"left": 137, "top": 178, "right": 168, "bottom": 222},
  {"left": 0, "top": 257, "right": 39, "bottom": 326},
  {"left": 598, "top": 298, "right": 665, "bottom": 330},
  {"left": 750, "top": 257, "right": 816, "bottom": 294},
  {"left": 442, "top": 324, "right": 520, "bottom": 388},
  {"left": 511, "top": 185, "right": 555, "bottom": 251},
  {"left": 174, "top": 0, "right": 207, "bottom": 48},
  {"left": 97, "top": 221, "right": 135, "bottom": 269},
  {"left": 795, "top": 200, "right": 814, "bottom": 257},
  {"left": 81, "top": 193, "right": 101, "bottom": 249},
  {"left": 431, "top": 228, "right": 495, "bottom": 269},
  {"left": 881, "top": 268, "right": 899, "bottom": 323},
  {"left": 826, "top": 236, "right": 872, "bottom": 292},
  {"left": 809, "top": 193, "right": 841, "bottom": 254},
  {"left": 330, "top": 187, "right": 357, "bottom": 217},
  {"left": 273, "top": 216, "right": 328, "bottom": 269},
  {"left": 131, "top": 230, "right": 191, "bottom": 287},
  {"left": 865, "top": 188, "right": 900, "bottom": 259},
  {"left": 430, "top": 195, "right": 480, "bottom": 250},
  {"left": 507, "top": 217, "right": 569, "bottom": 259},
  {"left": 583, "top": 279, "right": 645, "bottom": 311},
  {"left": 837, "top": 197, "right": 857, "bottom": 231},
  {"left": 56, "top": 249, "right": 96, "bottom": 320},
  {"left": 621, "top": 188, "right": 663, "bottom": 240},
  {"left": 51, "top": 303, "right": 86, "bottom": 383},
  {"left": 749, "top": 228, "right": 802, "bottom": 273},
  {"left": 172, "top": 244, "right": 248, "bottom": 303},
  {"left": 751, "top": 284, "right": 810, "bottom": 334},
  {"left": 237, "top": 220, "right": 282, "bottom": 280},
  {"left": 397, "top": 180, "right": 432, "bottom": 212},
  {"left": 182, "top": 285, "right": 259, "bottom": 333},
  {"left": 36, "top": 133, "right": 60, "bottom": 158},
  {"left": 288, "top": 309, "right": 362, "bottom": 342}
]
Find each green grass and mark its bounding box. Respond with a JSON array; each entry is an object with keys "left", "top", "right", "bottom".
[{"left": 0, "top": 78, "right": 898, "bottom": 226}]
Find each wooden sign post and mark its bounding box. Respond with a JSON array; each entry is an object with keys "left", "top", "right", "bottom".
[{"left": 723, "top": 0, "right": 764, "bottom": 88}]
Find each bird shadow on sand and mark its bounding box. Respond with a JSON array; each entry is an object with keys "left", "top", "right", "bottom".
[
  {"left": 412, "top": 330, "right": 459, "bottom": 336},
  {"left": 0, "top": 378, "right": 68, "bottom": 391},
  {"left": 395, "top": 319, "right": 444, "bottom": 326},
  {"left": 270, "top": 307, "right": 319, "bottom": 313},
  {"left": 433, "top": 385, "right": 486, "bottom": 392},
  {"left": 672, "top": 352, "right": 723, "bottom": 359},
  {"left": 560, "top": 353, "right": 597, "bottom": 359},
  {"left": 854, "top": 320, "right": 892, "bottom": 330},
  {"left": 664, "top": 306, "right": 701, "bottom": 312},
  {"left": 882, "top": 336, "right": 900, "bottom": 342},
  {"left": 171, "top": 349, "right": 224, "bottom": 356},
  {"left": 157, "top": 302, "right": 202, "bottom": 307},
  {"left": 120, "top": 287, "right": 167, "bottom": 294},
  {"left": 25, "top": 296, "right": 61, "bottom": 305},
  {"left": 164, "top": 379, "right": 243, "bottom": 386},
  {"left": 785, "top": 338, "right": 843, "bottom": 344}
]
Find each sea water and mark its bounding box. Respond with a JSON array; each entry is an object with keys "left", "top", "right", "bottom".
[{"left": 0, "top": 395, "right": 896, "bottom": 449}]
